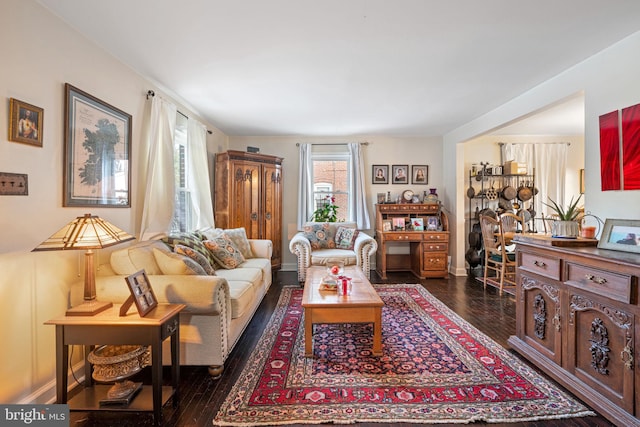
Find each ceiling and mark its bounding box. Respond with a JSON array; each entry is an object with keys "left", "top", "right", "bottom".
[{"left": 37, "top": 0, "right": 640, "bottom": 137}]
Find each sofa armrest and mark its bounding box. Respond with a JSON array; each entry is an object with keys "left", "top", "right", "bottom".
[
  {"left": 249, "top": 239, "right": 273, "bottom": 259},
  {"left": 289, "top": 232, "right": 311, "bottom": 266},
  {"left": 353, "top": 231, "right": 377, "bottom": 278},
  {"left": 94, "top": 275, "right": 230, "bottom": 315}
]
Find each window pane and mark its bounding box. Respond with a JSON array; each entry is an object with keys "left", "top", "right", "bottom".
[{"left": 312, "top": 159, "right": 349, "bottom": 221}]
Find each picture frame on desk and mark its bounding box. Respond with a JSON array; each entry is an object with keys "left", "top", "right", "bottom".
[
  {"left": 382, "top": 219, "right": 392, "bottom": 231},
  {"left": 411, "top": 217, "right": 424, "bottom": 231},
  {"left": 426, "top": 216, "right": 439, "bottom": 231},
  {"left": 393, "top": 217, "right": 405, "bottom": 231},
  {"left": 597, "top": 218, "right": 640, "bottom": 254}
]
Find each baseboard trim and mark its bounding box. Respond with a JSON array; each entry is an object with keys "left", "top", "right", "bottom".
[{"left": 18, "top": 360, "right": 85, "bottom": 404}]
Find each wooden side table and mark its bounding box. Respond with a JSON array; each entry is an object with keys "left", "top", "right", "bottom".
[{"left": 45, "top": 303, "right": 185, "bottom": 426}]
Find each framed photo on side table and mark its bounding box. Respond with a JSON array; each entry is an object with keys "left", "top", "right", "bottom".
[
  {"left": 64, "top": 83, "right": 132, "bottom": 207},
  {"left": 597, "top": 219, "right": 640, "bottom": 254},
  {"left": 9, "top": 98, "right": 43, "bottom": 147},
  {"left": 121, "top": 270, "right": 158, "bottom": 317}
]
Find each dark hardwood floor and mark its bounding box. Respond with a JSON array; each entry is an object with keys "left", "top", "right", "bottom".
[{"left": 69, "top": 270, "right": 614, "bottom": 426}]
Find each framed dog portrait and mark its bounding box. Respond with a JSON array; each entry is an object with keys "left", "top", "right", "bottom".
[{"left": 9, "top": 98, "right": 43, "bottom": 147}]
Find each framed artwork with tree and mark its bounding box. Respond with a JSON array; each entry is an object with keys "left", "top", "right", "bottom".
[{"left": 64, "top": 83, "right": 132, "bottom": 207}]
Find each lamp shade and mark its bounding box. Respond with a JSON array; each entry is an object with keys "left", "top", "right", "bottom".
[
  {"left": 33, "top": 214, "right": 135, "bottom": 316},
  {"left": 33, "top": 214, "right": 134, "bottom": 251}
]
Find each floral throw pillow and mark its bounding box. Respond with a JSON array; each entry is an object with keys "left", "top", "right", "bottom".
[
  {"left": 174, "top": 244, "right": 216, "bottom": 275},
  {"left": 162, "top": 232, "right": 217, "bottom": 268},
  {"left": 303, "top": 223, "right": 336, "bottom": 250},
  {"left": 334, "top": 226, "right": 359, "bottom": 250},
  {"left": 203, "top": 235, "right": 246, "bottom": 269}
]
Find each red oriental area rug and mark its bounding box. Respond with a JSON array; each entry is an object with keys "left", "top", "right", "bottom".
[{"left": 213, "top": 284, "right": 594, "bottom": 425}]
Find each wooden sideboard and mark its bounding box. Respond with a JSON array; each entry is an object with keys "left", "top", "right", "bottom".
[
  {"left": 374, "top": 203, "right": 449, "bottom": 279},
  {"left": 509, "top": 234, "right": 640, "bottom": 427}
]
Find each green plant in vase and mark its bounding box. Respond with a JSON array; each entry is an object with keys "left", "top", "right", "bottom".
[{"left": 543, "top": 194, "right": 582, "bottom": 237}]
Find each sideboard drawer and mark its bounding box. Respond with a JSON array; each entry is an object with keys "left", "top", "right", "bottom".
[
  {"left": 565, "top": 262, "right": 633, "bottom": 303},
  {"left": 519, "top": 251, "right": 560, "bottom": 280},
  {"left": 422, "top": 253, "right": 447, "bottom": 271},
  {"left": 386, "top": 233, "right": 423, "bottom": 241}
]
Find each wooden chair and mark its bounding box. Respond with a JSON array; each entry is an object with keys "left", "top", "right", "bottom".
[
  {"left": 479, "top": 214, "right": 516, "bottom": 295},
  {"left": 500, "top": 212, "right": 525, "bottom": 246}
]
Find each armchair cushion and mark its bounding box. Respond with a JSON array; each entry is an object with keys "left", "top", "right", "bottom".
[
  {"left": 335, "top": 226, "right": 359, "bottom": 250},
  {"left": 302, "top": 222, "right": 336, "bottom": 249}
]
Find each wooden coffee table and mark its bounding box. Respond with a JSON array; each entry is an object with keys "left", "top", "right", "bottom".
[{"left": 302, "top": 266, "right": 384, "bottom": 356}]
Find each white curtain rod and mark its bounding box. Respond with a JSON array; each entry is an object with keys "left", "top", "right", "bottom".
[{"left": 295, "top": 142, "right": 369, "bottom": 146}]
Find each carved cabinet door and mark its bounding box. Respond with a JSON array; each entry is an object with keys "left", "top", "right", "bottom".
[
  {"left": 262, "top": 163, "right": 282, "bottom": 267},
  {"left": 230, "top": 160, "right": 261, "bottom": 236},
  {"left": 566, "top": 287, "right": 635, "bottom": 413},
  {"left": 518, "top": 274, "right": 562, "bottom": 365}
]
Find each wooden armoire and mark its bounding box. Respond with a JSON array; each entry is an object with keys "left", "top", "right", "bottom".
[{"left": 214, "top": 150, "right": 283, "bottom": 268}]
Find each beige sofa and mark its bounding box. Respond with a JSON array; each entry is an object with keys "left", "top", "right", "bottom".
[
  {"left": 81, "top": 234, "right": 272, "bottom": 377},
  {"left": 289, "top": 221, "right": 377, "bottom": 282}
]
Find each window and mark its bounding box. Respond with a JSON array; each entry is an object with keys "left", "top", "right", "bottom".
[
  {"left": 171, "top": 112, "right": 192, "bottom": 232},
  {"left": 311, "top": 147, "right": 350, "bottom": 221}
]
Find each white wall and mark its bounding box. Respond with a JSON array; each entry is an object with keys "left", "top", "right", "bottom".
[
  {"left": 444, "top": 31, "right": 640, "bottom": 275},
  {"left": 228, "top": 135, "right": 444, "bottom": 270},
  {"left": 0, "top": 0, "right": 226, "bottom": 404}
]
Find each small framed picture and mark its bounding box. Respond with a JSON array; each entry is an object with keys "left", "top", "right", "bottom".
[
  {"left": 393, "top": 217, "right": 405, "bottom": 231},
  {"left": 392, "top": 165, "right": 409, "bottom": 184},
  {"left": 9, "top": 98, "right": 44, "bottom": 147},
  {"left": 382, "top": 219, "right": 392, "bottom": 232},
  {"left": 412, "top": 218, "right": 424, "bottom": 231},
  {"left": 411, "top": 165, "right": 428, "bottom": 184},
  {"left": 597, "top": 219, "right": 640, "bottom": 254},
  {"left": 377, "top": 192, "right": 386, "bottom": 204},
  {"left": 426, "top": 216, "right": 439, "bottom": 231},
  {"left": 372, "top": 165, "right": 389, "bottom": 184},
  {"left": 124, "top": 270, "right": 158, "bottom": 317}
]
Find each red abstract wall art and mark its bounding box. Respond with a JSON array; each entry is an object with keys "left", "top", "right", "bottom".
[
  {"left": 622, "top": 103, "right": 640, "bottom": 190},
  {"left": 599, "top": 110, "right": 621, "bottom": 191}
]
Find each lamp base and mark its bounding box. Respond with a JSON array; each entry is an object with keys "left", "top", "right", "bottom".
[{"left": 66, "top": 300, "right": 113, "bottom": 316}]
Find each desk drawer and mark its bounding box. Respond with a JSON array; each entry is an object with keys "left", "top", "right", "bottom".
[
  {"left": 565, "top": 262, "right": 633, "bottom": 303},
  {"left": 519, "top": 251, "right": 560, "bottom": 280},
  {"left": 424, "top": 233, "right": 448, "bottom": 243},
  {"left": 423, "top": 242, "right": 447, "bottom": 252},
  {"left": 423, "top": 253, "right": 447, "bottom": 270},
  {"left": 386, "top": 233, "right": 422, "bottom": 241}
]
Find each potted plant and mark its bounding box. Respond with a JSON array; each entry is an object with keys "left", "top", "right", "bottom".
[
  {"left": 311, "top": 196, "right": 338, "bottom": 222},
  {"left": 543, "top": 194, "right": 582, "bottom": 238}
]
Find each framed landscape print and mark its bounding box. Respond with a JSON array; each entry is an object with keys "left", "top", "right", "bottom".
[
  {"left": 64, "top": 83, "right": 132, "bottom": 207},
  {"left": 9, "top": 98, "right": 43, "bottom": 147}
]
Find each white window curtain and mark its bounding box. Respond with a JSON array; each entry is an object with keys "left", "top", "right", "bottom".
[
  {"left": 139, "top": 96, "right": 177, "bottom": 241},
  {"left": 501, "top": 142, "right": 568, "bottom": 220},
  {"left": 187, "top": 119, "right": 215, "bottom": 230},
  {"left": 348, "top": 142, "right": 371, "bottom": 229},
  {"left": 296, "top": 143, "right": 313, "bottom": 230}
]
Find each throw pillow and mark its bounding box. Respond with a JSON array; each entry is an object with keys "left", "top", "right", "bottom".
[
  {"left": 203, "top": 235, "right": 246, "bottom": 269},
  {"left": 222, "top": 228, "right": 254, "bottom": 259},
  {"left": 303, "top": 222, "right": 336, "bottom": 250},
  {"left": 334, "top": 226, "right": 359, "bottom": 250},
  {"left": 152, "top": 248, "right": 207, "bottom": 275},
  {"left": 174, "top": 244, "right": 216, "bottom": 275},
  {"left": 162, "top": 232, "right": 216, "bottom": 268}
]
